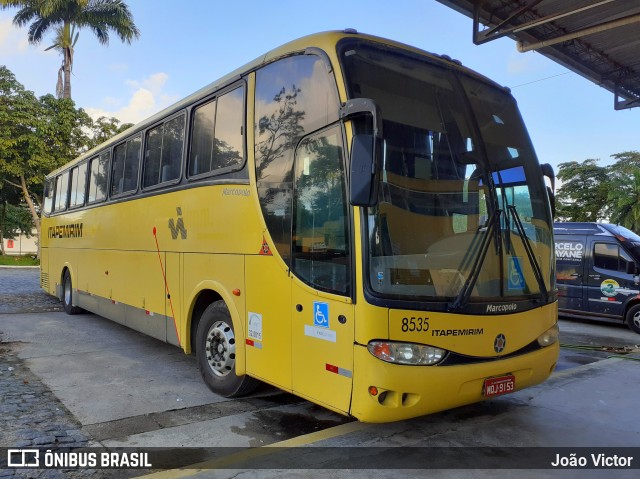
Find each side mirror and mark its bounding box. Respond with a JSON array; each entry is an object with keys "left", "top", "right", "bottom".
[
  {"left": 540, "top": 163, "right": 556, "bottom": 218},
  {"left": 350, "top": 134, "right": 379, "bottom": 206},
  {"left": 626, "top": 261, "right": 639, "bottom": 275},
  {"left": 340, "top": 98, "right": 383, "bottom": 207},
  {"left": 540, "top": 163, "right": 555, "bottom": 191}
]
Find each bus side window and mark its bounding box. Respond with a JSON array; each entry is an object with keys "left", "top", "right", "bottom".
[
  {"left": 124, "top": 136, "right": 141, "bottom": 192},
  {"left": 43, "top": 179, "right": 54, "bottom": 215},
  {"left": 292, "top": 126, "right": 350, "bottom": 295},
  {"left": 144, "top": 125, "right": 163, "bottom": 187},
  {"left": 255, "top": 54, "right": 340, "bottom": 265},
  {"left": 189, "top": 86, "right": 244, "bottom": 177},
  {"left": 112, "top": 136, "right": 141, "bottom": 196},
  {"left": 88, "top": 152, "right": 109, "bottom": 204},
  {"left": 212, "top": 88, "right": 244, "bottom": 171},
  {"left": 144, "top": 114, "right": 185, "bottom": 188},
  {"left": 162, "top": 115, "right": 185, "bottom": 182},
  {"left": 69, "top": 162, "right": 87, "bottom": 208},
  {"left": 189, "top": 100, "right": 216, "bottom": 176},
  {"left": 54, "top": 172, "right": 69, "bottom": 212}
]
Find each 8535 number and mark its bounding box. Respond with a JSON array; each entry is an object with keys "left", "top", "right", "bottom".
[{"left": 401, "top": 317, "right": 429, "bottom": 333}]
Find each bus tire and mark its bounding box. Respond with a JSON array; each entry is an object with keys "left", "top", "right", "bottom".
[
  {"left": 626, "top": 304, "right": 640, "bottom": 334},
  {"left": 195, "top": 300, "right": 258, "bottom": 397},
  {"left": 62, "top": 270, "right": 83, "bottom": 315}
]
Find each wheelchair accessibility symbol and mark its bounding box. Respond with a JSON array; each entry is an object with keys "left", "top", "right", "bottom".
[
  {"left": 313, "top": 301, "right": 329, "bottom": 328},
  {"left": 508, "top": 256, "right": 525, "bottom": 291}
]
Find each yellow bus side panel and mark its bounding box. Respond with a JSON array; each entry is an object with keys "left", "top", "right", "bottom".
[
  {"left": 183, "top": 253, "right": 246, "bottom": 371},
  {"left": 291, "top": 276, "right": 354, "bottom": 415},
  {"left": 244, "top": 254, "right": 292, "bottom": 390}
]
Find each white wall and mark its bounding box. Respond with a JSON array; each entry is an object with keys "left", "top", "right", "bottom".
[{"left": 2, "top": 230, "right": 38, "bottom": 255}]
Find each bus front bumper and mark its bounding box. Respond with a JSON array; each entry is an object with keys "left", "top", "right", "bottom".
[{"left": 349, "top": 342, "right": 559, "bottom": 423}]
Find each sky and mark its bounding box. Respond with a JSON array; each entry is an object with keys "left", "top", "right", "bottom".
[{"left": 1, "top": 0, "right": 638, "bottom": 173}]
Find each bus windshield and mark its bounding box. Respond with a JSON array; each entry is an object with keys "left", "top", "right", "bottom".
[{"left": 339, "top": 39, "right": 554, "bottom": 305}]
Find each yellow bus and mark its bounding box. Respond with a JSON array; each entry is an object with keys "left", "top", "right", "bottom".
[{"left": 40, "top": 30, "right": 559, "bottom": 423}]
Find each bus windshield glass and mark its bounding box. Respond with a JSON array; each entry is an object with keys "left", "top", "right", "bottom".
[{"left": 339, "top": 39, "right": 554, "bottom": 304}]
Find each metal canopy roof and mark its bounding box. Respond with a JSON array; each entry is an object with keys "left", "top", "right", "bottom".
[{"left": 436, "top": 0, "right": 640, "bottom": 110}]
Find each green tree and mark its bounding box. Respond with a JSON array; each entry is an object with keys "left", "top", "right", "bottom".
[
  {"left": 0, "top": 65, "right": 43, "bottom": 234},
  {"left": 39, "top": 92, "right": 93, "bottom": 162},
  {"left": 607, "top": 151, "right": 640, "bottom": 231},
  {"left": 1, "top": 0, "right": 140, "bottom": 99},
  {"left": 85, "top": 116, "right": 132, "bottom": 151},
  {"left": 555, "top": 159, "right": 610, "bottom": 222},
  {"left": 0, "top": 66, "right": 91, "bottom": 252}
]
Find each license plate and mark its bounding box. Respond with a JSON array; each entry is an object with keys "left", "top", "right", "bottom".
[{"left": 483, "top": 375, "right": 515, "bottom": 397}]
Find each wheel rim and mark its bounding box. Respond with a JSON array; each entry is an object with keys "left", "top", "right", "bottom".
[
  {"left": 633, "top": 310, "right": 640, "bottom": 330},
  {"left": 205, "top": 320, "right": 236, "bottom": 377},
  {"left": 64, "top": 276, "right": 72, "bottom": 306}
]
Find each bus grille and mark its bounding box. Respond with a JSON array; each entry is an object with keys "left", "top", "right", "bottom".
[{"left": 40, "top": 273, "right": 49, "bottom": 290}]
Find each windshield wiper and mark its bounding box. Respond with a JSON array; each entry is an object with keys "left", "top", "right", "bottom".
[
  {"left": 507, "top": 205, "right": 548, "bottom": 302},
  {"left": 449, "top": 208, "right": 500, "bottom": 311}
]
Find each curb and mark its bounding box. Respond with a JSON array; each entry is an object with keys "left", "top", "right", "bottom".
[{"left": 0, "top": 265, "right": 40, "bottom": 269}]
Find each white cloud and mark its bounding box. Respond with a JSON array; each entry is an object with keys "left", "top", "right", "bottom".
[
  {"left": 85, "top": 72, "right": 178, "bottom": 125},
  {"left": 0, "top": 16, "right": 52, "bottom": 56},
  {"left": 0, "top": 18, "right": 12, "bottom": 44},
  {"left": 0, "top": 17, "right": 25, "bottom": 55},
  {"left": 17, "top": 36, "right": 29, "bottom": 52},
  {"left": 126, "top": 72, "right": 168, "bottom": 95}
]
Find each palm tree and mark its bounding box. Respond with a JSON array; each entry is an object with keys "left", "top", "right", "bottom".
[
  {"left": 48, "top": 23, "right": 77, "bottom": 99},
  {"left": 1, "top": 0, "right": 140, "bottom": 99}
]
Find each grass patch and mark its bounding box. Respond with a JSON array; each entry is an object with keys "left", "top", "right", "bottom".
[{"left": 0, "top": 255, "right": 39, "bottom": 266}]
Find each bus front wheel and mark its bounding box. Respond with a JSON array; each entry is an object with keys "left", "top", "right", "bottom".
[
  {"left": 62, "top": 270, "right": 83, "bottom": 315},
  {"left": 626, "top": 304, "right": 640, "bottom": 334},
  {"left": 196, "top": 300, "right": 258, "bottom": 397}
]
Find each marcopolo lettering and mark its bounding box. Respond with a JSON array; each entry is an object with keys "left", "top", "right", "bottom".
[
  {"left": 486, "top": 303, "right": 518, "bottom": 313},
  {"left": 48, "top": 223, "right": 83, "bottom": 239},
  {"left": 223, "top": 188, "right": 250, "bottom": 197}
]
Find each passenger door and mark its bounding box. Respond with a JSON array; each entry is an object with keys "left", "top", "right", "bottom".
[
  {"left": 245, "top": 254, "right": 292, "bottom": 390},
  {"left": 290, "top": 126, "right": 355, "bottom": 414},
  {"left": 555, "top": 235, "right": 586, "bottom": 311},
  {"left": 586, "top": 239, "right": 637, "bottom": 317}
]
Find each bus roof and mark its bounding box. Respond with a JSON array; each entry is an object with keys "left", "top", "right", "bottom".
[{"left": 48, "top": 30, "right": 508, "bottom": 178}]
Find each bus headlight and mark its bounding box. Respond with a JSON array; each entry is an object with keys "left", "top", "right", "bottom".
[
  {"left": 537, "top": 324, "right": 559, "bottom": 347},
  {"left": 367, "top": 341, "right": 446, "bottom": 365}
]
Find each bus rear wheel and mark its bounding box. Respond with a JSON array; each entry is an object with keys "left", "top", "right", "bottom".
[
  {"left": 626, "top": 304, "right": 640, "bottom": 334},
  {"left": 62, "top": 270, "right": 83, "bottom": 315},
  {"left": 195, "top": 300, "right": 258, "bottom": 397}
]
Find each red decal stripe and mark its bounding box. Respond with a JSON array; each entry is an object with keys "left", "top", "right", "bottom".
[{"left": 326, "top": 363, "right": 339, "bottom": 374}]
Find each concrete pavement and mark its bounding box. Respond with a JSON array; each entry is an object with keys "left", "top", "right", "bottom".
[{"left": 1, "top": 268, "right": 640, "bottom": 479}]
